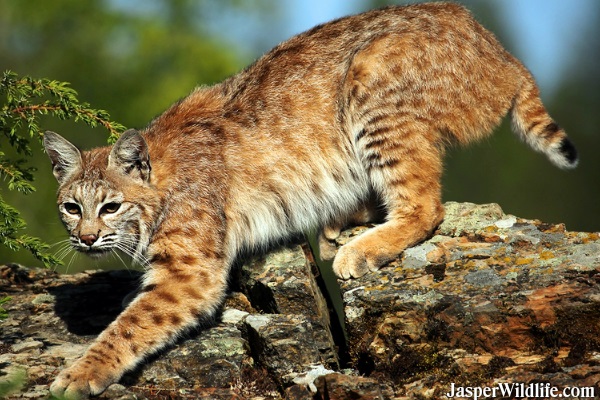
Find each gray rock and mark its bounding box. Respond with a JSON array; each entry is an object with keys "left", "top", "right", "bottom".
[
  {"left": 239, "top": 244, "right": 340, "bottom": 373},
  {"left": 437, "top": 201, "right": 505, "bottom": 236},
  {"left": 243, "top": 313, "right": 338, "bottom": 387},
  {"left": 134, "top": 325, "right": 251, "bottom": 389},
  {"left": 31, "top": 293, "right": 55, "bottom": 305},
  {"left": 239, "top": 244, "right": 331, "bottom": 322},
  {"left": 10, "top": 340, "right": 43, "bottom": 353},
  {"left": 313, "top": 373, "right": 395, "bottom": 400}
]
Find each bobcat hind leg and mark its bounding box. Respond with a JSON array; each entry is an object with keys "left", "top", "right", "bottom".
[{"left": 332, "top": 129, "right": 445, "bottom": 279}]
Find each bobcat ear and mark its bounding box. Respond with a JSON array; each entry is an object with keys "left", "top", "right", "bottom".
[
  {"left": 108, "top": 129, "right": 151, "bottom": 182},
  {"left": 43, "top": 131, "right": 83, "bottom": 185}
]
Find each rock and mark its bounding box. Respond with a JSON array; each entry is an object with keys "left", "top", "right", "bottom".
[
  {"left": 97, "top": 384, "right": 132, "bottom": 400},
  {"left": 436, "top": 201, "right": 505, "bottom": 236},
  {"left": 132, "top": 324, "right": 251, "bottom": 390},
  {"left": 243, "top": 314, "right": 337, "bottom": 387},
  {"left": 1, "top": 202, "right": 599, "bottom": 399},
  {"left": 284, "top": 383, "right": 314, "bottom": 399},
  {"left": 291, "top": 364, "right": 335, "bottom": 392},
  {"left": 313, "top": 373, "right": 395, "bottom": 400},
  {"left": 239, "top": 244, "right": 323, "bottom": 316},
  {"left": 10, "top": 340, "right": 43, "bottom": 353},
  {"left": 239, "top": 244, "right": 340, "bottom": 377},
  {"left": 338, "top": 202, "right": 600, "bottom": 398}
]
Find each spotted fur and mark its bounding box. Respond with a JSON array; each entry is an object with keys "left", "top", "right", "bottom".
[{"left": 44, "top": 3, "right": 576, "bottom": 397}]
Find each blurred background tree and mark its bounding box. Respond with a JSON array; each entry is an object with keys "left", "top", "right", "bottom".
[{"left": 0, "top": 0, "right": 597, "bottom": 272}]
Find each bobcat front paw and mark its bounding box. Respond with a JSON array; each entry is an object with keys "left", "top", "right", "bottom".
[
  {"left": 332, "top": 239, "right": 395, "bottom": 279},
  {"left": 332, "top": 244, "right": 379, "bottom": 279},
  {"left": 50, "top": 358, "right": 117, "bottom": 400}
]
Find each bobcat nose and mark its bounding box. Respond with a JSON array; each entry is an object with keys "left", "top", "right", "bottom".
[{"left": 80, "top": 234, "right": 98, "bottom": 246}]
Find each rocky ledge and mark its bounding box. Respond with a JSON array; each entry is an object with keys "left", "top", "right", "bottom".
[{"left": 1, "top": 202, "right": 600, "bottom": 399}]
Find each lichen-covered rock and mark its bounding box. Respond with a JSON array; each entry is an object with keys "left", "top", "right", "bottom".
[
  {"left": 131, "top": 325, "right": 251, "bottom": 390},
  {"left": 238, "top": 244, "right": 339, "bottom": 375},
  {"left": 243, "top": 314, "right": 337, "bottom": 388},
  {"left": 0, "top": 266, "right": 280, "bottom": 399},
  {"left": 238, "top": 245, "right": 325, "bottom": 315},
  {"left": 313, "top": 372, "right": 395, "bottom": 400},
  {"left": 338, "top": 202, "right": 600, "bottom": 398},
  {"left": 1, "top": 202, "right": 599, "bottom": 399},
  {"left": 238, "top": 245, "right": 336, "bottom": 340}
]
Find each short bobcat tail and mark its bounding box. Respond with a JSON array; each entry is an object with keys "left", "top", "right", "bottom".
[{"left": 510, "top": 74, "right": 578, "bottom": 169}]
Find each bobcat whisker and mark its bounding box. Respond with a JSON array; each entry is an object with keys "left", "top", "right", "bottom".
[
  {"left": 52, "top": 240, "right": 77, "bottom": 271},
  {"left": 110, "top": 248, "right": 133, "bottom": 271},
  {"left": 63, "top": 250, "right": 80, "bottom": 274},
  {"left": 49, "top": 238, "right": 73, "bottom": 249},
  {"left": 121, "top": 233, "right": 150, "bottom": 267}
]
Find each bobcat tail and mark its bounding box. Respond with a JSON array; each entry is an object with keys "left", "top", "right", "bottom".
[{"left": 510, "top": 75, "right": 578, "bottom": 169}]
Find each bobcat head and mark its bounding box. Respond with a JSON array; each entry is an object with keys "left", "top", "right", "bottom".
[{"left": 43, "top": 130, "right": 157, "bottom": 264}]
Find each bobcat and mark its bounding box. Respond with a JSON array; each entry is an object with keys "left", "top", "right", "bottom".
[{"left": 44, "top": 3, "right": 577, "bottom": 398}]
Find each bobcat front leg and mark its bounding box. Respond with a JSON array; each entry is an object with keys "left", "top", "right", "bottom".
[{"left": 50, "top": 240, "right": 227, "bottom": 399}]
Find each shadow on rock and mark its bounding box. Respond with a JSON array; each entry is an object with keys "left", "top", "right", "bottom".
[{"left": 48, "top": 270, "right": 143, "bottom": 336}]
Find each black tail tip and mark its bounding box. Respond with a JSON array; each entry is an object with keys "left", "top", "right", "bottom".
[{"left": 559, "top": 138, "right": 578, "bottom": 167}]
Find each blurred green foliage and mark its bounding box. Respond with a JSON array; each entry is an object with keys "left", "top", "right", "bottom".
[
  {"left": 0, "top": 1, "right": 597, "bottom": 272},
  {"left": 0, "top": 365, "right": 26, "bottom": 398},
  {"left": 0, "top": 296, "right": 10, "bottom": 319}
]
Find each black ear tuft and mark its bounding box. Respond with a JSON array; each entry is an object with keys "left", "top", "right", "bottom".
[
  {"left": 108, "top": 129, "right": 151, "bottom": 181},
  {"left": 43, "top": 131, "right": 83, "bottom": 184}
]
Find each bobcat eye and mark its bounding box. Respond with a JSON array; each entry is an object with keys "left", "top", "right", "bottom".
[
  {"left": 100, "top": 202, "right": 121, "bottom": 215},
  {"left": 63, "top": 202, "right": 81, "bottom": 215}
]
